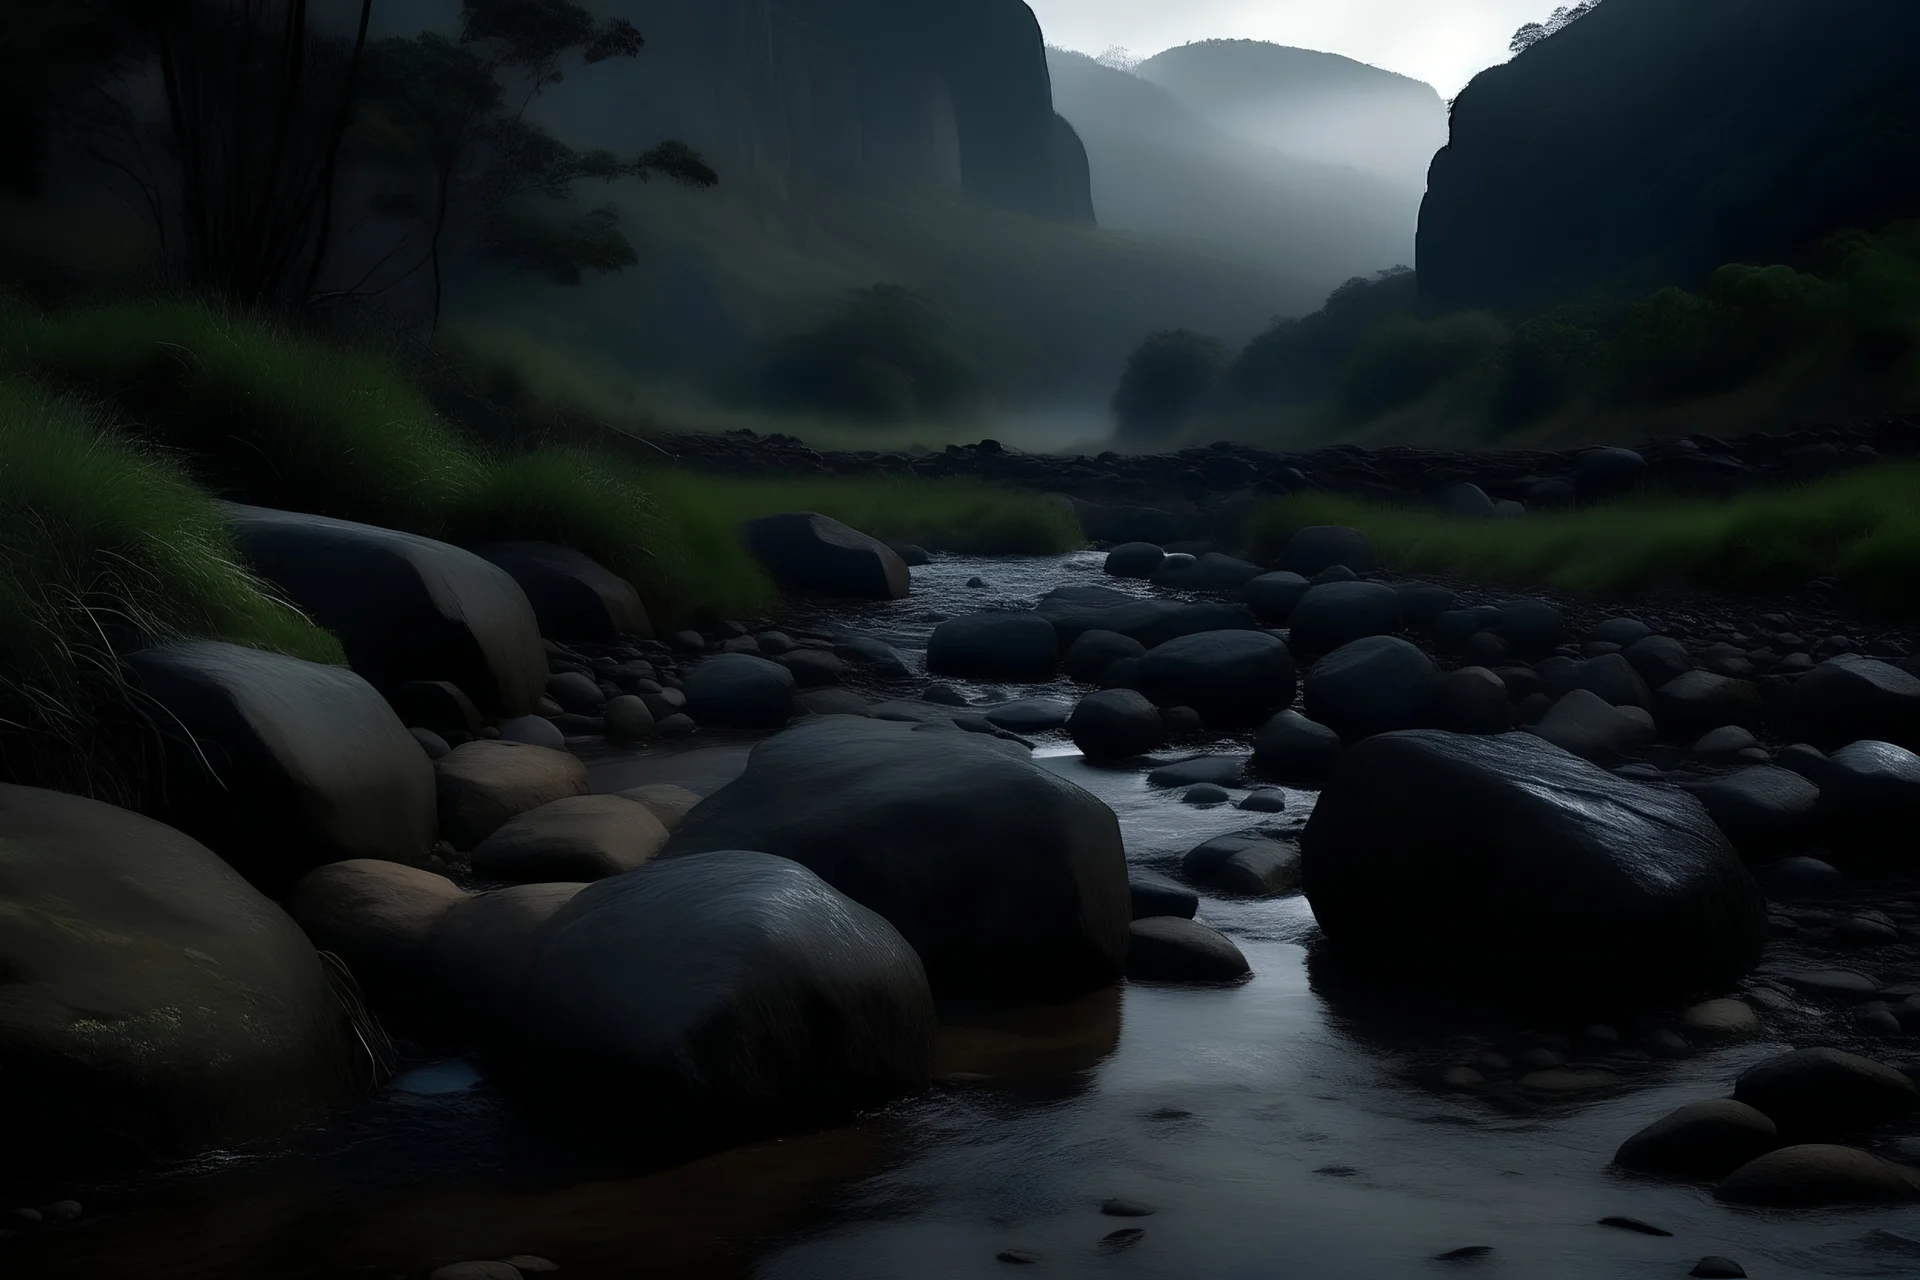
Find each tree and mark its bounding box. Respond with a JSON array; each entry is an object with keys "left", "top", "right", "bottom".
[
  {"left": 1110, "top": 330, "right": 1228, "bottom": 445},
  {"left": 1511, "top": 1, "right": 1603, "bottom": 54},
  {"left": 357, "top": 0, "right": 715, "bottom": 331},
  {"left": 18, "top": 0, "right": 378, "bottom": 307}
]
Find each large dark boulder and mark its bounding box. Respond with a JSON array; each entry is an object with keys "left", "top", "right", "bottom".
[
  {"left": 1103, "top": 542, "right": 1165, "bottom": 579},
  {"left": 1244, "top": 572, "right": 1311, "bottom": 623},
  {"left": 469, "top": 542, "right": 652, "bottom": 643},
  {"left": 1788, "top": 655, "right": 1920, "bottom": 750},
  {"left": 1733, "top": 1048, "right": 1918, "bottom": 1140},
  {"left": 928, "top": 611, "right": 1061, "bottom": 681},
  {"left": 1302, "top": 636, "right": 1437, "bottom": 741},
  {"left": 1614, "top": 1099, "right": 1779, "bottom": 1179},
  {"left": 501, "top": 852, "right": 936, "bottom": 1138},
  {"left": 663, "top": 717, "right": 1130, "bottom": 999},
  {"left": 1819, "top": 739, "right": 1920, "bottom": 860},
  {"left": 1418, "top": 0, "right": 1920, "bottom": 315},
  {"left": 1068, "top": 690, "right": 1163, "bottom": 761},
  {"left": 683, "top": 653, "right": 798, "bottom": 729},
  {"left": 286, "top": 859, "right": 467, "bottom": 1012},
  {"left": 1300, "top": 731, "right": 1767, "bottom": 1002},
  {"left": 0, "top": 784, "right": 357, "bottom": 1178},
  {"left": 224, "top": 503, "right": 546, "bottom": 717},
  {"left": 123, "top": 641, "right": 437, "bottom": 891},
  {"left": 1525, "top": 689, "right": 1657, "bottom": 764},
  {"left": 1137, "top": 630, "right": 1296, "bottom": 723},
  {"left": 1063, "top": 629, "right": 1147, "bottom": 683},
  {"left": 744, "top": 512, "right": 910, "bottom": 601},
  {"left": 1285, "top": 581, "right": 1403, "bottom": 656},
  {"left": 1656, "top": 670, "right": 1765, "bottom": 739},
  {"left": 1127, "top": 917, "right": 1251, "bottom": 984},
  {"left": 1036, "top": 585, "right": 1259, "bottom": 649},
  {"left": 1251, "top": 710, "right": 1342, "bottom": 785}
]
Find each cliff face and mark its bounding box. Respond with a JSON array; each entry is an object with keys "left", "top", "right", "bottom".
[
  {"left": 1418, "top": 0, "right": 1920, "bottom": 314},
  {"left": 535, "top": 0, "right": 1092, "bottom": 223}
]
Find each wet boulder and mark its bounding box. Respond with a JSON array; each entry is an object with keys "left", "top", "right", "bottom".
[
  {"left": 1613, "top": 1099, "right": 1779, "bottom": 1179},
  {"left": 471, "top": 794, "right": 670, "bottom": 883},
  {"left": 1251, "top": 710, "right": 1343, "bottom": 785},
  {"left": 1037, "top": 586, "right": 1259, "bottom": 650},
  {"left": 1182, "top": 830, "right": 1301, "bottom": 897},
  {"left": 469, "top": 542, "right": 652, "bottom": 643},
  {"left": 1818, "top": 740, "right": 1920, "bottom": 861},
  {"left": 1688, "top": 766, "right": 1821, "bottom": 862},
  {"left": 123, "top": 641, "right": 437, "bottom": 891},
  {"left": 1126, "top": 917, "right": 1251, "bottom": 984},
  {"left": 1570, "top": 653, "right": 1656, "bottom": 713},
  {"left": 1716, "top": 1146, "right": 1920, "bottom": 1207},
  {"left": 502, "top": 852, "right": 935, "bottom": 1136},
  {"left": 684, "top": 653, "right": 797, "bottom": 729},
  {"left": 1285, "top": 582, "right": 1403, "bottom": 656},
  {"left": 0, "top": 784, "right": 357, "bottom": 1178},
  {"left": 663, "top": 717, "right": 1130, "bottom": 999},
  {"left": 1525, "top": 689, "right": 1658, "bottom": 764},
  {"left": 1244, "top": 572, "right": 1312, "bottom": 624},
  {"left": 286, "top": 859, "right": 468, "bottom": 1010},
  {"left": 1278, "top": 526, "right": 1374, "bottom": 577},
  {"left": 1656, "top": 671, "right": 1765, "bottom": 739},
  {"left": 744, "top": 512, "right": 909, "bottom": 600},
  {"left": 1732, "top": 1048, "right": 1918, "bottom": 1140},
  {"left": 1787, "top": 655, "right": 1920, "bottom": 750},
  {"left": 430, "top": 882, "right": 584, "bottom": 1032},
  {"left": 434, "top": 740, "right": 589, "bottom": 850},
  {"left": 1627, "top": 635, "right": 1694, "bottom": 689},
  {"left": 1064, "top": 630, "right": 1147, "bottom": 683},
  {"left": 1068, "top": 690, "right": 1164, "bottom": 761},
  {"left": 1103, "top": 543, "right": 1165, "bottom": 579},
  {"left": 1150, "top": 552, "right": 1265, "bottom": 592},
  {"left": 1429, "top": 666, "right": 1514, "bottom": 735},
  {"left": 1300, "top": 731, "right": 1767, "bottom": 1002},
  {"left": 928, "top": 611, "right": 1061, "bottom": 682},
  {"left": 225, "top": 503, "right": 546, "bottom": 716},
  {"left": 1302, "top": 636, "right": 1437, "bottom": 741},
  {"left": 983, "top": 697, "right": 1073, "bottom": 735},
  {"left": 1137, "top": 630, "right": 1296, "bottom": 724},
  {"left": 1129, "top": 874, "right": 1198, "bottom": 920}
]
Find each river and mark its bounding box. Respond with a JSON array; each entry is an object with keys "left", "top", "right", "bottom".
[{"left": 18, "top": 553, "right": 1920, "bottom": 1280}]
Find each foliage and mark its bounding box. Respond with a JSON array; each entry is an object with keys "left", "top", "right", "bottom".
[
  {"left": 749, "top": 285, "right": 989, "bottom": 423},
  {"left": 1110, "top": 329, "right": 1230, "bottom": 445},
  {"left": 1337, "top": 310, "right": 1506, "bottom": 422},
  {"left": 357, "top": 1, "right": 715, "bottom": 327},
  {"left": 0, "top": 376, "right": 341, "bottom": 797},
  {"left": 1227, "top": 267, "right": 1418, "bottom": 406},
  {"left": 1245, "top": 460, "right": 1920, "bottom": 618},
  {"left": 1511, "top": 1, "right": 1605, "bottom": 55}
]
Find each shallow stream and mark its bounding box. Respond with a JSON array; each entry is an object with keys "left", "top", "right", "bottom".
[{"left": 21, "top": 553, "right": 1920, "bottom": 1280}]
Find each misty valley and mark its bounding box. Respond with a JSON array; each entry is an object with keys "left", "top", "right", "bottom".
[{"left": 4, "top": 2, "right": 1920, "bottom": 1279}]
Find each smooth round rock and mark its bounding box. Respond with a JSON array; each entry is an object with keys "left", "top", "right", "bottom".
[
  {"left": 1069, "top": 690, "right": 1164, "bottom": 761},
  {"left": 1064, "top": 630, "right": 1147, "bottom": 684},
  {"left": 683, "top": 654, "right": 798, "bottom": 730},
  {"left": 1104, "top": 543, "right": 1166, "bottom": 579},
  {"left": 1716, "top": 1145, "right": 1920, "bottom": 1206},
  {"left": 1251, "top": 710, "right": 1343, "bottom": 785},
  {"left": 1733, "top": 1047, "right": 1918, "bottom": 1139},
  {"left": 1303, "top": 636, "right": 1437, "bottom": 741},
  {"left": 1278, "top": 526, "right": 1374, "bottom": 577},
  {"left": 928, "top": 612, "right": 1061, "bottom": 682},
  {"left": 1126, "top": 917, "right": 1251, "bottom": 984},
  {"left": 1182, "top": 831, "right": 1300, "bottom": 897},
  {"left": 1613, "top": 1099, "right": 1779, "bottom": 1178},
  {"left": 1129, "top": 875, "right": 1198, "bottom": 921},
  {"left": 1286, "top": 581, "right": 1403, "bottom": 655},
  {"left": 1138, "top": 630, "right": 1296, "bottom": 723}
]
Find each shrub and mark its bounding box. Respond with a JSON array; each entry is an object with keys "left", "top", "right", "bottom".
[
  {"left": 750, "top": 284, "right": 989, "bottom": 422},
  {"left": 1336, "top": 311, "right": 1507, "bottom": 422},
  {"left": 1110, "top": 328, "right": 1229, "bottom": 445}
]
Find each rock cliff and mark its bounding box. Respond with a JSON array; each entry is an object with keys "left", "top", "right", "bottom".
[
  {"left": 531, "top": 0, "right": 1092, "bottom": 222},
  {"left": 1418, "top": 0, "right": 1920, "bottom": 313}
]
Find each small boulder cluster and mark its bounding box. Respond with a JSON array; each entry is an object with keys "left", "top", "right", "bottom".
[{"left": 1615, "top": 1047, "right": 1920, "bottom": 1207}]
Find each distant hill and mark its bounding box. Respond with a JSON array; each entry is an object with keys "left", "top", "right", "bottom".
[
  {"left": 1045, "top": 47, "right": 1418, "bottom": 292},
  {"left": 1136, "top": 40, "right": 1448, "bottom": 193},
  {"left": 1419, "top": 0, "right": 1920, "bottom": 313}
]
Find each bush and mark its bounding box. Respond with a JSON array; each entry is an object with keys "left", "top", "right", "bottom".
[
  {"left": 1110, "top": 328, "right": 1229, "bottom": 445},
  {"left": 749, "top": 284, "right": 989, "bottom": 423},
  {"left": 1228, "top": 267, "right": 1418, "bottom": 406},
  {"left": 0, "top": 378, "right": 341, "bottom": 798},
  {"left": 1336, "top": 310, "right": 1507, "bottom": 422}
]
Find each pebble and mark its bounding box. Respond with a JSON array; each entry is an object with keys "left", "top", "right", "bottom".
[
  {"left": 1597, "top": 1216, "right": 1672, "bottom": 1237},
  {"left": 968, "top": 577, "right": 988, "bottom": 589},
  {"left": 1100, "top": 1199, "right": 1156, "bottom": 1217},
  {"left": 1182, "top": 784, "right": 1232, "bottom": 805},
  {"left": 1691, "top": 1259, "right": 1747, "bottom": 1279},
  {"left": 1099, "top": 1228, "right": 1146, "bottom": 1254},
  {"left": 1682, "top": 997, "right": 1759, "bottom": 1036},
  {"left": 1434, "top": 1245, "right": 1494, "bottom": 1262},
  {"left": 997, "top": 1249, "right": 1040, "bottom": 1264},
  {"left": 1237, "top": 788, "right": 1288, "bottom": 812}
]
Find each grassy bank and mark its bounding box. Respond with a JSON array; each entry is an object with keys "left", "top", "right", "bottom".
[
  {"left": 0, "top": 296, "right": 1085, "bottom": 635},
  {"left": 0, "top": 379, "right": 343, "bottom": 796},
  {"left": 1245, "top": 464, "right": 1920, "bottom": 616}
]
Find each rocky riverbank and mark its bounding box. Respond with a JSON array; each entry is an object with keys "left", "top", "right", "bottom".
[
  {"left": 11, "top": 495, "right": 1920, "bottom": 1278},
  {"left": 650, "top": 414, "right": 1920, "bottom": 542}
]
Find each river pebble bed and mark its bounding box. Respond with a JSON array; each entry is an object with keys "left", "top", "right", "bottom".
[{"left": 16, "top": 551, "right": 1920, "bottom": 1280}]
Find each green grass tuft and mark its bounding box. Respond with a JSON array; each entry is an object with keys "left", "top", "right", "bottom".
[
  {"left": 0, "top": 377, "right": 343, "bottom": 796},
  {"left": 2, "top": 296, "right": 486, "bottom": 528},
  {"left": 1245, "top": 464, "right": 1920, "bottom": 615}
]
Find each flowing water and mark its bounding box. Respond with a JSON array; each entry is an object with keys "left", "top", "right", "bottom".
[{"left": 18, "top": 554, "right": 1920, "bottom": 1279}]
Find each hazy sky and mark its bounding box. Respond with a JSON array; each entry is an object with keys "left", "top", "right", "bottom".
[{"left": 1026, "top": 0, "right": 1554, "bottom": 96}]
